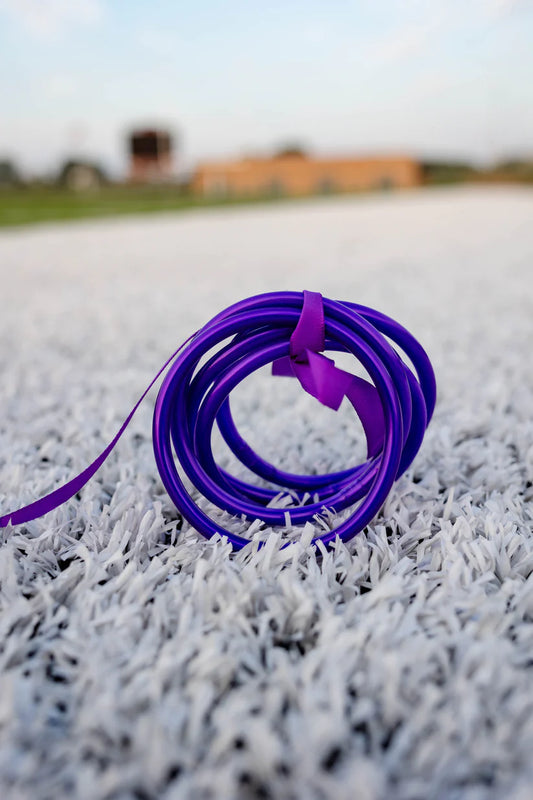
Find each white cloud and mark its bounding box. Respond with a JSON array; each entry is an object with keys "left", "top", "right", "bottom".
[
  {"left": 300, "top": 23, "right": 329, "bottom": 45},
  {"left": 137, "top": 28, "right": 180, "bottom": 58},
  {"left": 43, "top": 73, "right": 78, "bottom": 98},
  {"left": 483, "top": 0, "right": 529, "bottom": 18},
  {"left": 0, "top": 0, "right": 104, "bottom": 40},
  {"left": 363, "top": 22, "right": 438, "bottom": 67}
]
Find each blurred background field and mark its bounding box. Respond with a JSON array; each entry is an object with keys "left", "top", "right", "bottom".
[
  {"left": 0, "top": 183, "right": 288, "bottom": 227},
  {"left": 1, "top": 1, "right": 532, "bottom": 228},
  {"left": 2, "top": 159, "right": 533, "bottom": 228}
]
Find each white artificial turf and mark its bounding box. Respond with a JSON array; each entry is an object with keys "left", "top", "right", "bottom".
[{"left": 0, "top": 186, "right": 532, "bottom": 800}]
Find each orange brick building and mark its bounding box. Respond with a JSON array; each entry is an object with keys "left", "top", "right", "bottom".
[{"left": 191, "top": 152, "right": 421, "bottom": 197}]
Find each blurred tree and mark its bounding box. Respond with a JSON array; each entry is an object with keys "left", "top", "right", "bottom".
[
  {"left": 494, "top": 159, "right": 533, "bottom": 182},
  {"left": 421, "top": 161, "right": 478, "bottom": 185},
  {"left": 274, "top": 144, "right": 309, "bottom": 159},
  {"left": 0, "top": 159, "right": 22, "bottom": 187}
]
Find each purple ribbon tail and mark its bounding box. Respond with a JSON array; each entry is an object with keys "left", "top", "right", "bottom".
[
  {"left": 272, "top": 291, "right": 385, "bottom": 458},
  {"left": 0, "top": 333, "right": 198, "bottom": 529},
  {"left": 345, "top": 375, "right": 384, "bottom": 458}
]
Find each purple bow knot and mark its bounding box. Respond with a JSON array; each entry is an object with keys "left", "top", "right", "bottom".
[{"left": 272, "top": 290, "right": 385, "bottom": 458}]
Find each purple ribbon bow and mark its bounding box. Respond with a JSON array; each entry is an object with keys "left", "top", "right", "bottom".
[{"left": 272, "top": 291, "right": 385, "bottom": 458}]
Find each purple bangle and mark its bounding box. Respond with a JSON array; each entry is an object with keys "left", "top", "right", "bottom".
[
  {"left": 0, "top": 291, "right": 436, "bottom": 550},
  {"left": 153, "top": 291, "right": 436, "bottom": 549}
]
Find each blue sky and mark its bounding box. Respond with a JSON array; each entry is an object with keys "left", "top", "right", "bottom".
[{"left": 1, "top": 0, "right": 532, "bottom": 176}]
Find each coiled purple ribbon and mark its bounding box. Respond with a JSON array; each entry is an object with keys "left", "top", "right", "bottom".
[{"left": 0, "top": 291, "right": 436, "bottom": 550}]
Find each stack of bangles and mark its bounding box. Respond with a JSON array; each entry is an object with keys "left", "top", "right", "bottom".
[{"left": 0, "top": 290, "right": 436, "bottom": 551}]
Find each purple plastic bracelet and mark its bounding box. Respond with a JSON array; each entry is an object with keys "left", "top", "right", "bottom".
[{"left": 0, "top": 291, "right": 436, "bottom": 550}]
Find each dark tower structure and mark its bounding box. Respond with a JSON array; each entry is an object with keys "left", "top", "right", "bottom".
[{"left": 128, "top": 129, "right": 173, "bottom": 182}]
